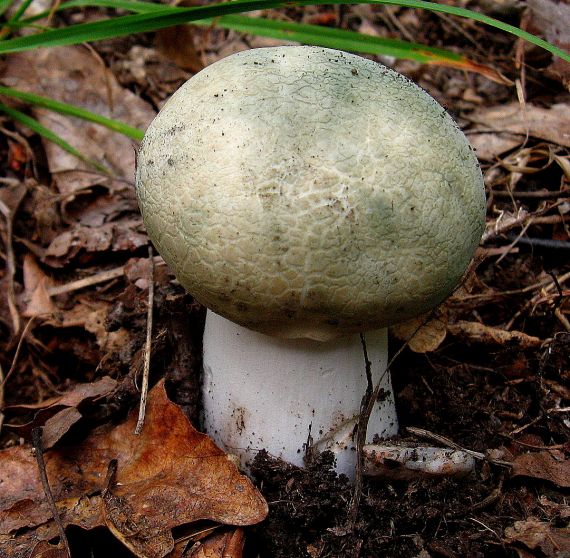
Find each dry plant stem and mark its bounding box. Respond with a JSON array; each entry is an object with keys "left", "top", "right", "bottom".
[
  {"left": 345, "top": 324, "right": 425, "bottom": 533},
  {"left": 346, "top": 334, "right": 373, "bottom": 534},
  {"left": 48, "top": 267, "right": 125, "bottom": 296},
  {"left": 47, "top": 256, "right": 165, "bottom": 297},
  {"left": 469, "top": 270, "right": 570, "bottom": 300},
  {"left": 491, "top": 189, "right": 570, "bottom": 199},
  {"left": 32, "top": 427, "right": 72, "bottom": 558},
  {"left": 0, "top": 363, "right": 4, "bottom": 435},
  {"left": 135, "top": 246, "right": 155, "bottom": 435},
  {"left": 0, "top": 198, "right": 21, "bottom": 334},
  {"left": 1, "top": 316, "right": 36, "bottom": 390},
  {"left": 495, "top": 220, "right": 532, "bottom": 264},
  {"left": 482, "top": 210, "right": 570, "bottom": 243}
]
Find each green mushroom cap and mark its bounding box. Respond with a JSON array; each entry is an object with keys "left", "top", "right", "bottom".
[{"left": 136, "top": 46, "right": 486, "bottom": 341}]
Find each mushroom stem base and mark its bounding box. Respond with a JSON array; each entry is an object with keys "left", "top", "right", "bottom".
[{"left": 202, "top": 311, "right": 398, "bottom": 478}]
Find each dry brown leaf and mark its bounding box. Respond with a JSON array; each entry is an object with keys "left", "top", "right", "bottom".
[
  {"left": 504, "top": 518, "right": 570, "bottom": 557},
  {"left": 186, "top": 529, "right": 245, "bottom": 558},
  {"left": 1, "top": 46, "right": 155, "bottom": 191},
  {"left": 527, "top": 0, "right": 570, "bottom": 88},
  {"left": 20, "top": 254, "right": 56, "bottom": 318},
  {"left": 0, "top": 381, "right": 267, "bottom": 557},
  {"left": 43, "top": 221, "right": 147, "bottom": 268},
  {"left": 511, "top": 452, "right": 570, "bottom": 488},
  {"left": 467, "top": 102, "right": 570, "bottom": 161},
  {"left": 391, "top": 312, "right": 447, "bottom": 353},
  {"left": 30, "top": 540, "right": 69, "bottom": 558},
  {"left": 155, "top": 25, "right": 204, "bottom": 73},
  {"left": 5, "top": 376, "right": 117, "bottom": 414},
  {"left": 448, "top": 321, "right": 543, "bottom": 348},
  {"left": 40, "top": 407, "right": 83, "bottom": 449}
]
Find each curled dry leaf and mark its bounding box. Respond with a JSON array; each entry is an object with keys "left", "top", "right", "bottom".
[
  {"left": 467, "top": 102, "right": 570, "bottom": 160},
  {"left": 0, "top": 381, "right": 267, "bottom": 558},
  {"left": 504, "top": 518, "right": 570, "bottom": 558},
  {"left": 174, "top": 528, "right": 244, "bottom": 558},
  {"left": 511, "top": 451, "right": 570, "bottom": 488},
  {"left": 390, "top": 311, "right": 447, "bottom": 353},
  {"left": 39, "top": 407, "right": 83, "bottom": 450},
  {"left": 448, "top": 321, "right": 543, "bottom": 348},
  {"left": 20, "top": 254, "right": 56, "bottom": 318},
  {"left": 5, "top": 376, "right": 117, "bottom": 416},
  {"left": 43, "top": 221, "right": 148, "bottom": 268},
  {"left": 1, "top": 46, "right": 155, "bottom": 191}
]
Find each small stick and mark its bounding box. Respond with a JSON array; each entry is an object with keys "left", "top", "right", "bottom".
[
  {"left": 0, "top": 362, "right": 4, "bottom": 434},
  {"left": 491, "top": 189, "right": 570, "bottom": 199},
  {"left": 346, "top": 334, "right": 373, "bottom": 533},
  {"left": 1, "top": 316, "right": 36, "bottom": 389},
  {"left": 135, "top": 246, "right": 155, "bottom": 435},
  {"left": 0, "top": 197, "right": 21, "bottom": 334},
  {"left": 345, "top": 322, "right": 426, "bottom": 534},
  {"left": 32, "top": 427, "right": 71, "bottom": 557}
]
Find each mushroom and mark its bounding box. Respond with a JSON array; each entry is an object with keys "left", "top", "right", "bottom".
[{"left": 135, "top": 46, "right": 486, "bottom": 477}]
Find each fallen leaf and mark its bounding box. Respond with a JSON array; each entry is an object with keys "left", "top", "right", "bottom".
[
  {"left": 0, "top": 381, "right": 267, "bottom": 557},
  {"left": 43, "top": 221, "right": 147, "bottom": 268},
  {"left": 1, "top": 46, "right": 155, "bottom": 192},
  {"left": 467, "top": 102, "right": 570, "bottom": 161},
  {"left": 391, "top": 312, "right": 447, "bottom": 353},
  {"left": 155, "top": 25, "right": 204, "bottom": 73},
  {"left": 448, "top": 321, "right": 543, "bottom": 348},
  {"left": 20, "top": 254, "right": 56, "bottom": 318},
  {"left": 186, "top": 529, "right": 245, "bottom": 558},
  {"left": 5, "top": 376, "right": 117, "bottom": 414},
  {"left": 527, "top": 0, "right": 570, "bottom": 88},
  {"left": 504, "top": 518, "right": 570, "bottom": 557},
  {"left": 40, "top": 407, "right": 83, "bottom": 449},
  {"left": 30, "top": 540, "right": 69, "bottom": 558},
  {"left": 511, "top": 452, "right": 570, "bottom": 488}
]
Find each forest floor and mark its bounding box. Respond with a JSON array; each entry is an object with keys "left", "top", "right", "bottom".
[{"left": 0, "top": 2, "right": 569, "bottom": 557}]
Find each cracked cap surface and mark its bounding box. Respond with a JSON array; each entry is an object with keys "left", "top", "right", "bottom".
[{"left": 136, "top": 46, "right": 486, "bottom": 341}]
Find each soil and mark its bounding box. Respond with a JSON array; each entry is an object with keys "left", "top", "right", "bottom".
[{"left": 0, "top": 3, "right": 568, "bottom": 558}]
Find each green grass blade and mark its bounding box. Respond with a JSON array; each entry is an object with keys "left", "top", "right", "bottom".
[
  {"left": 0, "top": 0, "right": 15, "bottom": 18},
  {"left": 29, "top": 0, "right": 464, "bottom": 64},
  {"left": 198, "top": 14, "right": 462, "bottom": 63},
  {"left": 0, "top": 85, "right": 144, "bottom": 140},
  {"left": 4, "top": 0, "right": 569, "bottom": 62},
  {"left": 8, "top": 0, "right": 35, "bottom": 23},
  {"left": 0, "top": 104, "right": 110, "bottom": 173}
]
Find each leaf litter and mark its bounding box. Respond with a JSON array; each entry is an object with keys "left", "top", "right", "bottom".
[{"left": 0, "top": 381, "right": 267, "bottom": 557}]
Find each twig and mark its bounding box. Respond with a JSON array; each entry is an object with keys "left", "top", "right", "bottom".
[
  {"left": 46, "top": 256, "right": 165, "bottom": 297},
  {"left": 0, "top": 362, "right": 4, "bottom": 435},
  {"left": 135, "top": 246, "right": 155, "bottom": 435},
  {"left": 346, "top": 334, "right": 373, "bottom": 534},
  {"left": 0, "top": 197, "right": 21, "bottom": 334},
  {"left": 32, "top": 427, "right": 71, "bottom": 557},
  {"left": 495, "top": 220, "right": 531, "bottom": 263},
  {"left": 459, "top": 270, "right": 570, "bottom": 301},
  {"left": 345, "top": 321, "right": 429, "bottom": 534},
  {"left": 491, "top": 189, "right": 570, "bottom": 199},
  {"left": 504, "top": 234, "right": 570, "bottom": 250},
  {"left": 1, "top": 316, "right": 36, "bottom": 390},
  {"left": 510, "top": 414, "right": 542, "bottom": 435},
  {"left": 483, "top": 211, "right": 570, "bottom": 243},
  {"left": 48, "top": 267, "right": 125, "bottom": 296}
]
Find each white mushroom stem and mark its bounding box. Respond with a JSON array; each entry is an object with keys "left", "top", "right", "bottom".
[{"left": 202, "top": 310, "right": 398, "bottom": 478}]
